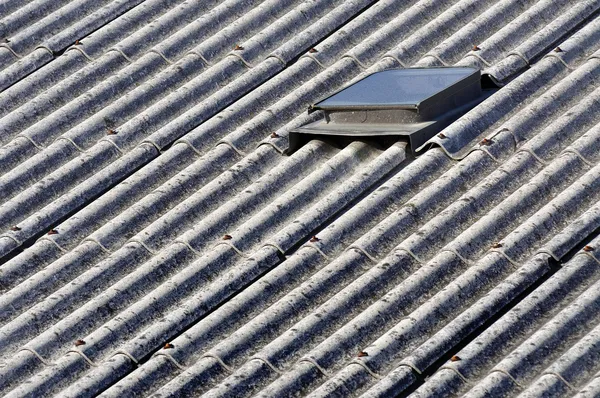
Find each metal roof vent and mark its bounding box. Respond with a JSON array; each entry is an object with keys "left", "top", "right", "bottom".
[{"left": 289, "top": 67, "right": 485, "bottom": 154}]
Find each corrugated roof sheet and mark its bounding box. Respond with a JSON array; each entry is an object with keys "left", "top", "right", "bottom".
[{"left": 1, "top": 0, "right": 600, "bottom": 396}]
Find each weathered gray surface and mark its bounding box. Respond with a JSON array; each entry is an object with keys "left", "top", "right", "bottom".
[{"left": 1, "top": 0, "right": 600, "bottom": 396}]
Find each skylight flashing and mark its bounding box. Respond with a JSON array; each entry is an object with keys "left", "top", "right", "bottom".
[{"left": 290, "top": 67, "right": 487, "bottom": 154}]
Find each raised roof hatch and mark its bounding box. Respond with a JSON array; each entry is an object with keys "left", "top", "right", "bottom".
[{"left": 289, "top": 67, "right": 487, "bottom": 153}]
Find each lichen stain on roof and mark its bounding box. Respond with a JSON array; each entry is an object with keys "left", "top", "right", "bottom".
[{"left": 1, "top": 0, "right": 600, "bottom": 397}]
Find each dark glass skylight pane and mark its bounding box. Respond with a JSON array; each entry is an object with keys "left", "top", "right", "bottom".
[{"left": 317, "top": 67, "right": 477, "bottom": 107}]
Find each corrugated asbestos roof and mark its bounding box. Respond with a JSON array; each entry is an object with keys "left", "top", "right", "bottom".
[{"left": 1, "top": 0, "right": 600, "bottom": 396}]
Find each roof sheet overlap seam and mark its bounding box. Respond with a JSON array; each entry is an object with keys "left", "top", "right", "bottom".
[
  {"left": 490, "top": 249, "right": 521, "bottom": 267},
  {"left": 103, "top": 47, "right": 131, "bottom": 64},
  {"left": 536, "top": 248, "right": 561, "bottom": 262},
  {"left": 145, "top": 49, "right": 173, "bottom": 65},
  {"left": 56, "top": 136, "right": 87, "bottom": 153},
  {"left": 467, "top": 51, "right": 492, "bottom": 67},
  {"left": 212, "top": 241, "right": 248, "bottom": 257},
  {"left": 226, "top": 52, "right": 255, "bottom": 68},
  {"left": 256, "top": 141, "right": 286, "bottom": 154},
  {"left": 515, "top": 147, "right": 548, "bottom": 165},
  {"left": 174, "top": 140, "right": 208, "bottom": 156},
  {"left": 249, "top": 356, "right": 283, "bottom": 375},
  {"left": 488, "top": 368, "right": 524, "bottom": 389},
  {"left": 266, "top": 53, "right": 288, "bottom": 67},
  {"left": 543, "top": 371, "right": 575, "bottom": 390},
  {"left": 16, "top": 133, "right": 45, "bottom": 150},
  {"left": 96, "top": 137, "right": 124, "bottom": 155},
  {"left": 66, "top": 46, "right": 96, "bottom": 62},
  {"left": 0, "top": 234, "right": 20, "bottom": 246},
  {"left": 37, "top": 237, "right": 67, "bottom": 253},
  {"left": 300, "top": 54, "right": 327, "bottom": 69},
  {"left": 80, "top": 237, "right": 111, "bottom": 254},
  {"left": 201, "top": 354, "right": 234, "bottom": 373},
  {"left": 125, "top": 239, "right": 156, "bottom": 255},
  {"left": 66, "top": 349, "right": 97, "bottom": 367},
  {"left": 420, "top": 53, "right": 450, "bottom": 66},
  {"left": 381, "top": 54, "right": 408, "bottom": 68},
  {"left": 111, "top": 350, "right": 139, "bottom": 364},
  {"left": 262, "top": 242, "right": 286, "bottom": 255},
  {"left": 506, "top": 50, "right": 530, "bottom": 66},
  {"left": 543, "top": 53, "right": 575, "bottom": 70},
  {"left": 562, "top": 148, "right": 596, "bottom": 166},
  {"left": 215, "top": 139, "right": 246, "bottom": 156},
  {"left": 347, "top": 359, "right": 382, "bottom": 379},
  {"left": 185, "top": 50, "right": 212, "bottom": 66},
  {"left": 0, "top": 43, "right": 21, "bottom": 58},
  {"left": 578, "top": 251, "right": 600, "bottom": 265},
  {"left": 17, "top": 348, "right": 53, "bottom": 366},
  {"left": 298, "top": 357, "right": 331, "bottom": 376},
  {"left": 31, "top": 44, "right": 53, "bottom": 56},
  {"left": 396, "top": 360, "right": 423, "bottom": 375},
  {"left": 488, "top": 127, "right": 519, "bottom": 146},
  {"left": 473, "top": 147, "right": 504, "bottom": 163},
  {"left": 393, "top": 248, "right": 423, "bottom": 264},
  {"left": 438, "top": 365, "right": 472, "bottom": 385},
  {"left": 111, "top": 17, "right": 592, "bottom": 396},
  {"left": 340, "top": 54, "right": 368, "bottom": 69},
  {"left": 135, "top": 140, "right": 161, "bottom": 155},
  {"left": 171, "top": 240, "right": 202, "bottom": 256},
  {"left": 395, "top": 245, "right": 425, "bottom": 264},
  {"left": 439, "top": 248, "right": 470, "bottom": 265},
  {"left": 301, "top": 243, "right": 330, "bottom": 260},
  {"left": 346, "top": 245, "right": 378, "bottom": 263},
  {"left": 154, "top": 352, "right": 186, "bottom": 370}
]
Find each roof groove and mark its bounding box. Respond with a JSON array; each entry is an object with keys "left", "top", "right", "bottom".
[
  {"left": 413, "top": 237, "right": 600, "bottom": 396},
  {"left": 0, "top": 142, "right": 392, "bottom": 394},
  {"left": 0, "top": 0, "right": 148, "bottom": 90},
  {"left": 3, "top": 0, "right": 600, "bottom": 396},
  {"left": 196, "top": 45, "right": 600, "bottom": 396},
  {"left": 0, "top": 0, "right": 372, "bottom": 261}
]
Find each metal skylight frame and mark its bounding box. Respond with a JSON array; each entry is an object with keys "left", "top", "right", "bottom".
[{"left": 289, "top": 67, "right": 485, "bottom": 154}]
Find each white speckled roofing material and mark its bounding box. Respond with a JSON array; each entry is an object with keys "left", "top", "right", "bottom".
[{"left": 1, "top": 0, "right": 600, "bottom": 396}]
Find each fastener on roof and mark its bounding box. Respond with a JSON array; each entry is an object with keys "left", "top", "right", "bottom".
[
  {"left": 450, "top": 355, "right": 461, "bottom": 362},
  {"left": 492, "top": 242, "right": 503, "bottom": 248},
  {"left": 270, "top": 132, "right": 279, "bottom": 138},
  {"left": 472, "top": 45, "right": 481, "bottom": 51},
  {"left": 309, "top": 48, "right": 318, "bottom": 53},
  {"left": 233, "top": 45, "right": 244, "bottom": 51},
  {"left": 164, "top": 343, "right": 174, "bottom": 349},
  {"left": 309, "top": 236, "right": 320, "bottom": 242},
  {"left": 107, "top": 129, "right": 118, "bottom": 135},
  {"left": 438, "top": 133, "right": 447, "bottom": 139},
  {"left": 290, "top": 67, "right": 487, "bottom": 154},
  {"left": 479, "top": 138, "right": 492, "bottom": 146},
  {"left": 223, "top": 234, "right": 232, "bottom": 240},
  {"left": 74, "top": 40, "right": 82, "bottom": 45},
  {"left": 554, "top": 47, "right": 563, "bottom": 52},
  {"left": 10, "top": 226, "right": 21, "bottom": 231},
  {"left": 48, "top": 229, "right": 59, "bottom": 235},
  {"left": 357, "top": 351, "right": 369, "bottom": 357},
  {"left": 74, "top": 340, "right": 86, "bottom": 346},
  {"left": 584, "top": 245, "right": 595, "bottom": 252}
]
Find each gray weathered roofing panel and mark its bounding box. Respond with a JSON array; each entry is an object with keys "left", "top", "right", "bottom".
[{"left": 2, "top": 0, "right": 600, "bottom": 396}]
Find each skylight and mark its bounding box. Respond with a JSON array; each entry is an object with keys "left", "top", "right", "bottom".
[
  {"left": 290, "top": 67, "right": 488, "bottom": 154},
  {"left": 317, "top": 67, "right": 478, "bottom": 108}
]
